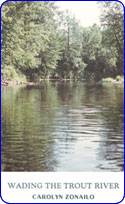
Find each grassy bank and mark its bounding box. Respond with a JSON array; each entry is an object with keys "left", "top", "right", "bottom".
[
  {"left": 101, "top": 76, "right": 124, "bottom": 84},
  {"left": 1, "top": 75, "right": 124, "bottom": 86}
]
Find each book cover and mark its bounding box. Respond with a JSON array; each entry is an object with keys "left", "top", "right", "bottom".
[{"left": 1, "top": 0, "right": 124, "bottom": 203}]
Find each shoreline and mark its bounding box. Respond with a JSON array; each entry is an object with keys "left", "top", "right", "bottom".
[
  {"left": 1, "top": 77, "right": 124, "bottom": 87},
  {"left": 1, "top": 78, "right": 83, "bottom": 86},
  {"left": 1, "top": 79, "right": 64, "bottom": 86}
]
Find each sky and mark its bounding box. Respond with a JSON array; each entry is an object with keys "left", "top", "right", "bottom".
[{"left": 56, "top": 1, "right": 101, "bottom": 27}]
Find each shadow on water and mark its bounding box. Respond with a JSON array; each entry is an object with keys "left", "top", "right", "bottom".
[{"left": 1, "top": 82, "right": 124, "bottom": 171}]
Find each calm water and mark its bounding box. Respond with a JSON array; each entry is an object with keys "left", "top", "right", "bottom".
[{"left": 1, "top": 82, "right": 124, "bottom": 171}]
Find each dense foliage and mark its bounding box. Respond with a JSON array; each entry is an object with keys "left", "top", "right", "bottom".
[{"left": 1, "top": 1, "right": 124, "bottom": 82}]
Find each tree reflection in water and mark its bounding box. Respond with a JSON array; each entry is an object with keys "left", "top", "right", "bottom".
[{"left": 1, "top": 82, "right": 124, "bottom": 171}]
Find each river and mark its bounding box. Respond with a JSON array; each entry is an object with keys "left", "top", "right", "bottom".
[{"left": 1, "top": 82, "right": 124, "bottom": 171}]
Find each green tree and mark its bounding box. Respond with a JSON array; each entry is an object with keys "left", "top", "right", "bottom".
[
  {"left": 57, "top": 11, "right": 86, "bottom": 79},
  {"left": 1, "top": 1, "right": 62, "bottom": 81},
  {"left": 1, "top": 1, "right": 123, "bottom": 82},
  {"left": 99, "top": 1, "right": 124, "bottom": 75},
  {"left": 82, "top": 24, "right": 103, "bottom": 80},
  {"left": 82, "top": 23, "right": 120, "bottom": 81}
]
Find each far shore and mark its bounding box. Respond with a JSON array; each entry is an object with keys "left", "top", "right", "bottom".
[
  {"left": 1, "top": 78, "right": 78, "bottom": 86},
  {"left": 1, "top": 76, "right": 124, "bottom": 87}
]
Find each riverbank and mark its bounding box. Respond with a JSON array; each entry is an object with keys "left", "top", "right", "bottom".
[
  {"left": 1, "top": 80, "right": 36, "bottom": 86},
  {"left": 1, "top": 75, "right": 124, "bottom": 86},
  {"left": 101, "top": 76, "right": 124, "bottom": 84},
  {"left": 1, "top": 78, "right": 71, "bottom": 86}
]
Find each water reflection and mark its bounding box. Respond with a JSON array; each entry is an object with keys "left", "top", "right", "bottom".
[{"left": 1, "top": 82, "right": 124, "bottom": 171}]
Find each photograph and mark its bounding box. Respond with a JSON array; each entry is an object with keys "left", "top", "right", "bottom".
[{"left": 1, "top": 1, "right": 124, "bottom": 172}]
